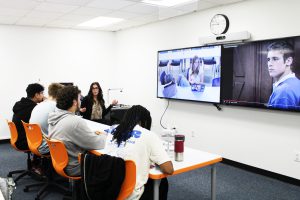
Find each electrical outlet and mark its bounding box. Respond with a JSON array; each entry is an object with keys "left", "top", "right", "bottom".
[
  {"left": 295, "top": 152, "right": 300, "bottom": 162},
  {"left": 191, "top": 131, "right": 195, "bottom": 137}
]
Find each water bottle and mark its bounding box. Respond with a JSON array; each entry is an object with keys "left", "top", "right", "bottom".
[{"left": 174, "top": 135, "right": 185, "bottom": 162}]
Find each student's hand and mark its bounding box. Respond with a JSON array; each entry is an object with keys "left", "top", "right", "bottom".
[
  {"left": 80, "top": 107, "right": 86, "bottom": 113},
  {"left": 111, "top": 99, "right": 118, "bottom": 105}
]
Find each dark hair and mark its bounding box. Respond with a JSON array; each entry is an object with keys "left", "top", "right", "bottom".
[
  {"left": 48, "top": 83, "right": 64, "bottom": 99},
  {"left": 26, "top": 83, "right": 44, "bottom": 98},
  {"left": 56, "top": 86, "right": 80, "bottom": 110},
  {"left": 87, "top": 82, "right": 105, "bottom": 106},
  {"left": 267, "top": 41, "right": 294, "bottom": 63},
  {"left": 112, "top": 105, "right": 152, "bottom": 146}
]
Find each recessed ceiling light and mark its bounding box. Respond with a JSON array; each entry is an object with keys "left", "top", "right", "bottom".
[
  {"left": 78, "top": 16, "right": 124, "bottom": 28},
  {"left": 142, "top": 0, "right": 196, "bottom": 7}
]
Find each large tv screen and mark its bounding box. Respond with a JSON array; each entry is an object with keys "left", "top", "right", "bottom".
[
  {"left": 222, "top": 36, "right": 300, "bottom": 111},
  {"left": 157, "top": 45, "right": 222, "bottom": 103}
]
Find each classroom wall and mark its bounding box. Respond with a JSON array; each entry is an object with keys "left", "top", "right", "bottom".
[
  {"left": 114, "top": 0, "right": 300, "bottom": 179},
  {"left": 0, "top": 0, "right": 299, "bottom": 180},
  {"left": 0, "top": 25, "right": 115, "bottom": 139}
]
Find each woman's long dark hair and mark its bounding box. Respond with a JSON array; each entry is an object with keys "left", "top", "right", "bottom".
[
  {"left": 112, "top": 105, "right": 152, "bottom": 146},
  {"left": 87, "top": 82, "right": 105, "bottom": 106}
]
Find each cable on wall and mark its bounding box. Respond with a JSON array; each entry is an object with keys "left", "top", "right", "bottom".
[{"left": 160, "top": 100, "right": 170, "bottom": 129}]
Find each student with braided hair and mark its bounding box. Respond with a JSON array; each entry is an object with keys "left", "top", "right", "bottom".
[{"left": 104, "top": 105, "right": 173, "bottom": 200}]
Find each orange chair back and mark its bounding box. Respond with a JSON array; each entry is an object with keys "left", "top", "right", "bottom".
[
  {"left": 117, "top": 160, "right": 136, "bottom": 200},
  {"left": 7, "top": 121, "right": 23, "bottom": 151},
  {"left": 46, "top": 138, "right": 81, "bottom": 180},
  {"left": 22, "top": 121, "right": 44, "bottom": 156}
]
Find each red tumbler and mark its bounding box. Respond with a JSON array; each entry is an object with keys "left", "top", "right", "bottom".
[{"left": 174, "top": 135, "right": 185, "bottom": 161}]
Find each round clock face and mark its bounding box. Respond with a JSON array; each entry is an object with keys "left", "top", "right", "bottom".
[{"left": 210, "top": 14, "right": 229, "bottom": 35}]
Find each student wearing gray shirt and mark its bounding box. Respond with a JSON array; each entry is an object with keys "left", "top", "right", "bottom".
[{"left": 48, "top": 86, "right": 106, "bottom": 176}]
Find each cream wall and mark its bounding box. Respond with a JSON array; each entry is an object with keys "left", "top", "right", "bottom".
[
  {"left": 114, "top": 0, "right": 300, "bottom": 179},
  {"left": 0, "top": 0, "right": 299, "bottom": 180},
  {"left": 0, "top": 25, "right": 116, "bottom": 139}
]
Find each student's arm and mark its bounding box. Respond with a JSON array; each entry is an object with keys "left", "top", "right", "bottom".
[
  {"left": 149, "top": 132, "right": 174, "bottom": 175},
  {"left": 159, "top": 161, "right": 174, "bottom": 175}
]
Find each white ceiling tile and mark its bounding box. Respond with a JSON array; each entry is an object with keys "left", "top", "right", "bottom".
[
  {"left": 16, "top": 18, "right": 49, "bottom": 26},
  {"left": 131, "top": 13, "right": 158, "bottom": 22},
  {"left": 158, "top": 7, "right": 183, "bottom": 20},
  {"left": 0, "top": 15, "right": 19, "bottom": 24},
  {"left": 0, "top": 0, "right": 39, "bottom": 10},
  {"left": 106, "top": 11, "right": 141, "bottom": 19},
  {"left": 204, "top": 0, "right": 244, "bottom": 5},
  {"left": 58, "top": 14, "right": 94, "bottom": 22},
  {"left": 46, "top": 19, "right": 80, "bottom": 27},
  {"left": 34, "top": 2, "right": 78, "bottom": 13},
  {"left": 44, "top": 0, "right": 93, "bottom": 6},
  {"left": 25, "top": 10, "right": 64, "bottom": 20},
  {"left": 121, "top": 3, "right": 158, "bottom": 14},
  {"left": 87, "top": 0, "right": 136, "bottom": 10},
  {"left": 0, "top": 7, "right": 30, "bottom": 17},
  {"left": 70, "top": 7, "right": 113, "bottom": 16}
]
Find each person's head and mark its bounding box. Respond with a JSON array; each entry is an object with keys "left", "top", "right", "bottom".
[
  {"left": 88, "top": 82, "right": 104, "bottom": 104},
  {"left": 48, "top": 83, "right": 64, "bottom": 100},
  {"left": 191, "top": 56, "right": 202, "bottom": 74},
  {"left": 267, "top": 41, "right": 294, "bottom": 81},
  {"left": 56, "top": 86, "right": 81, "bottom": 113},
  {"left": 26, "top": 83, "right": 45, "bottom": 103},
  {"left": 112, "top": 105, "right": 152, "bottom": 146}
]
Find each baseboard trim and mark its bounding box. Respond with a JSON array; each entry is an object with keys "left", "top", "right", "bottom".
[
  {"left": 222, "top": 158, "right": 300, "bottom": 186},
  {"left": 0, "top": 139, "right": 10, "bottom": 144}
]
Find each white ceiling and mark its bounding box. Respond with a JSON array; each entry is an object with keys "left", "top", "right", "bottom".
[{"left": 0, "top": 0, "right": 246, "bottom": 31}]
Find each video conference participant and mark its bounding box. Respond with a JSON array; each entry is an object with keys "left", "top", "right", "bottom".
[
  {"left": 80, "top": 82, "right": 118, "bottom": 125},
  {"left": 12, "top": 83, "right": 45, "bottom": 150},
  {"left": 48, "top": 86, "right": 106, "bottom": 176},
  {"left": 267, "top": 40, "right": 300, "bottom": 110},
  {"left": 104, "top": 105, "right": 174, "bottom": 200},
  {"left": 187, "top": 56, "right": 204, "bottom": 85},
  {"left": 30, "top": 83, "right": 64, "bottom": 155}
]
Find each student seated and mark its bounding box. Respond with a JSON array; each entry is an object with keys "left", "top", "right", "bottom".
[
  {"left": 48, "top": 85, "right": 107, "bottom": 176},
  {"left": 104, "top": 105, "right": 174, "bottom": 200}
]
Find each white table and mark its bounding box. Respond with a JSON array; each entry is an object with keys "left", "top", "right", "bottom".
[
  {"left": 149, "top": 147, "right": 222, "bottom": 200},
  {"left": 85, "top": 120, "right": 222, "bottom": 200}
]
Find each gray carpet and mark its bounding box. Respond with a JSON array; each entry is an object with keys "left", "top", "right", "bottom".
[{"left": 1, "top": 142, "right": 300, "bottom": 200}]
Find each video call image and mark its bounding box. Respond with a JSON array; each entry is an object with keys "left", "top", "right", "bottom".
[
  {"left": 222, "top": 37, "right": 300, "bottom": 111},
  {"left": 157, "top": 45, "right": 221, "bottom": 103}
]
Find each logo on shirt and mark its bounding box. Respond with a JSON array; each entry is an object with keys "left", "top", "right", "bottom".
[{"left": 105, "top": 126, "right": 142, "bottom": 139}]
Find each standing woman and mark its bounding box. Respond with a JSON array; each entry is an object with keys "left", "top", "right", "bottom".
[{"left": 80, "top": 82, "right": 118, "bottom": 124}]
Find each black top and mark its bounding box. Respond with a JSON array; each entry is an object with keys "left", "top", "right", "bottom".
[
  {"left": 12, "top": 97, "right": 37, "bottom": 150},
  {"left": 80, "top": 96, "right": 112, "bottom": 124}
]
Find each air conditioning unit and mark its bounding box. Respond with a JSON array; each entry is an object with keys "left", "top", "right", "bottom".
[{"left": 199, "top": 31, "right": 251, "bottom": 46}]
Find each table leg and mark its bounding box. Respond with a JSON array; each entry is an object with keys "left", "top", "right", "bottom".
[
  {"left": 153, "top": 179, "right": 161, "bottom": 200},
  {"left": 211, "top": 164, "right": 216, "bottom": 200}
]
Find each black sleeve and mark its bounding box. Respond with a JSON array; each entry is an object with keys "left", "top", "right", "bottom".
[{"left": 102, "top": 104, "right": 113, "bottom": 118}]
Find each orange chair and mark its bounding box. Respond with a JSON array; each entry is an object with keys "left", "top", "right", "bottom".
[
  {"left": 22, "top": 121, "right": 71, "bottom": 199},
  {"left": 45, "top": 138, "right": 81, "bottom": 200},
  {"left": 6, "top": 121, "right": 35, "bottom": 183},
  {"left": 78, "top": 152, "right": 136, "bottom": 200},
  {"left": 117, "top": 160, "right": 136, "bottom": 200}
]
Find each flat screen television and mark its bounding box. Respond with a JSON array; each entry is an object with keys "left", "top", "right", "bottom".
[
  {"left": 221, "top": 36, "right": 300, "bottom": 111},
  {"left": 157, "top": 45, "right": 222, "bottom": 103}
]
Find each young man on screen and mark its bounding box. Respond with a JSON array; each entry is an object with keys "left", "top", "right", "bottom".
[{"left": 267, "top": 40, "right": 300, "bottom": 110}]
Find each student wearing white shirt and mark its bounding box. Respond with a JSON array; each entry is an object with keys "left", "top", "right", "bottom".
[
  {"left": 30, "top": 83, "right": 64, "bottom": 154},
  {"left": 104, "top": 105, "right": 173, "bottom": 200}
]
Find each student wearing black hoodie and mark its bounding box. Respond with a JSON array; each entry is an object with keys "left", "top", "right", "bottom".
[{"left": 12, "top": 83, "right": 45, "bottom": 150}]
